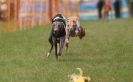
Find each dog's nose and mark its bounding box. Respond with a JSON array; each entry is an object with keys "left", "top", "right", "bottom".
[
  {"left": 53, "top": 30, "right": 59, "bottom": 36},
  {"left": 54, "top": 30, "right": 58, "bottom": 33}
]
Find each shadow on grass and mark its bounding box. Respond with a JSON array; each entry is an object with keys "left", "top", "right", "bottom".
[{"left": 59, "top": 57, "right": 89, "bottom": 62}]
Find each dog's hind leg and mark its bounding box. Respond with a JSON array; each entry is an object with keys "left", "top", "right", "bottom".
[{"left": 65, "top": 42, "right": 68, "bottom": 51}]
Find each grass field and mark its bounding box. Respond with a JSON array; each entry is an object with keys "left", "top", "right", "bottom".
[{"left": 0, "top": 18, "right": 133, "bottom": 82}]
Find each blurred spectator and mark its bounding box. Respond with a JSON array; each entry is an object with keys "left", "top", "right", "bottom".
[
  {"left": 10, "top": 1, "right": 14, "bottom": 19},
  {"left": 97, "top": 0, "right": 104, "bottom": 19},
  {"left": 129, "top": 0, "right": 133, "bottom": 16},
  {"left": 0, "top": 0, "right": 7, "bottom": 21},
  {"left": 102, "top": 0, "right": 112, "bottom": 19},
  {"left": 0, "top": 4, "right": 2, "bottom": 20},
  {"left": 0, "top": 1, "right": 2, "bottom": 20},
  {"left": 114, "top": 0, "right": 121, "bottom": 18}
]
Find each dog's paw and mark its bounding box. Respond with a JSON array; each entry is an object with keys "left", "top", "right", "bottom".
[
  {"left": 65, "top": 38, "right": 69, "bottom": 43},
  {"left": 47, "top": 52, "right": 50, "bottom": 57}
]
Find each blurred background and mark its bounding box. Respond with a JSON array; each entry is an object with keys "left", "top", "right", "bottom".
[
  {"left": 0, "top": 1, "right": 133, "bottom": 82},
  {"left": 0, "top": 0, "right": 133, "bottom": 32}
]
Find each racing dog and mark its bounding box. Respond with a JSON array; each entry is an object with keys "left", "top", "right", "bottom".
[
  {"left": 65, "top": 16, "right": 85, "bottom": 50},
  {"left": 47, "top": 14, "right": 66, "bottom": 60}
]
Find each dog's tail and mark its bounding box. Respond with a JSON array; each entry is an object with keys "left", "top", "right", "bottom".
[{"left": 76, "top": 68, "right": 83, "bottom": 76}]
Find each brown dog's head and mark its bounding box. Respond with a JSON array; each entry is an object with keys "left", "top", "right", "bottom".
[
  {"left": 68, "top": 68, "right": 91, "bottom": 82},
  {"left": 78, "top": 26, "right": 85, "bottom": 39}
]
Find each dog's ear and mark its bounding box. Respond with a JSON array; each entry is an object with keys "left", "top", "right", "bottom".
[
  {"left": 84, "top": 77, "right": 91, "bottom": 82},
  {"left": 76, "top": 68, "right": 83, "bottom": 76},
  {"left": 84, "top": 79, "right": 89, "bottom": 82}
]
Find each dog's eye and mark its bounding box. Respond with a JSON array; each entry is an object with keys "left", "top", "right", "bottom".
[{"left": 53, "top": 24, "right": 55, "bottom": 27}]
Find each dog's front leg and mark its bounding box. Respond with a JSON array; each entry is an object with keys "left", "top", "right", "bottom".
[
  {"left": 65, "top": 38, "right": 69, "bottom": 51},
  {"left": 58, "top": 37, "right": 65, "bottom": 56},
  {"left": 47, "top": 44, "right": 53, "bottom": 57},
  {"left": 47, "top": 35, "right": 53, "bottom": 57},
  {"left": 54, "top": 40, "right": 58, "bottom": 60}
]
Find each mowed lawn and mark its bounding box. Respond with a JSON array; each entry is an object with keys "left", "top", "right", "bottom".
[{"left": 0, "top": 19, "right": 133, "bottom": 82}]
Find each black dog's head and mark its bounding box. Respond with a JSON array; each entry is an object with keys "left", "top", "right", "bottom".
[{"left": 52, "top": 21, "right": 66, "bottom": 37}]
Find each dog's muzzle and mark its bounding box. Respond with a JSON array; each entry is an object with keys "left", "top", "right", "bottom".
[{"left": 53, "top": 30, "right": 60, "bottom": 37}]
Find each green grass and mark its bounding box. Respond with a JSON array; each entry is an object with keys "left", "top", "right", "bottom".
[{"left": 0, "top": 18, "right": 133, "bottom": 82}]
